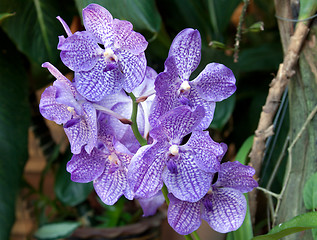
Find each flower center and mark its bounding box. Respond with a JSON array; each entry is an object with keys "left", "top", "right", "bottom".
[
  {"left": 179, "top": 81, "right": 191, "bottom": 94},
  {"left": 108, "top": 152, "right": 119, "bottom": 165},
  {"left": 103, "top": 48, "right": 118, "bottom": 62},
  {"left": 169, "top": 145, "right": 179, "bottom": 156}
]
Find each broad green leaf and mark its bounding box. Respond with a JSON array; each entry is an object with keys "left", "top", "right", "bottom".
[
  {"left": 303, "top": 172, "right": 317, "bottom": 210},
  {"left": 235, "top": 135, "right": 254, "bottom": 165},
  {"left": 210, "top": 94, "right": 236, "bottom": 130},
  {"left": 0, "top": 0, "right": 71, "bottom": 64},
  {"left": 0, "top": 30, "right": 30, "bottom": 240},
  {"left": 207, "top": 0, "right": 242, "bottom": 38},
  {"left": 34, "top": 222, "right": 80, "bottom": 240},
  {"left": 252, "top": 212, "right": 317, "bottom": 240},
  {"left": 54, "top": 149, "right": 93, "bottom": 207},
  {"left": 75, "top": 0, "right": 161, "bottom": 34}
]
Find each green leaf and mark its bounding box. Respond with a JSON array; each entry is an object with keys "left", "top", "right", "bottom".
[
  {"left": 0, "top": 30, "right": 30, "bottom": 240},
  {"left": 207, "top": 0, "right": 242, "bottom": 38},
  {"left": 34, "top": 222, "right": 80, "bottom": 240},
  {"left": 235, "top": 135, "right": 254, "bottom": 165},
  {"left": 0, "top": 12, "right": 15, "bottom": 22},
  {"left": 252, "top": 212, "right": 317, "bottom": 240},
  {"left": 303, "top": 172, "right": 317, "bottom": 210},
  {"left": 75, "top": 0, "right": 161, "bottom": 33},
  {"left": 210, "top": 94, "right": 236, "bottom": 130},
  {"left": 54, "top": 149, "right": 93, "bottom": 207},
  {"left": 0, "top": 0, "right": 71, "bottom": 64}
]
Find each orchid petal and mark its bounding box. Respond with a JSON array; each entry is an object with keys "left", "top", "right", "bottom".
[
  {"left": 82, "top": 3, "right": 114, "bottom": 46},
  {"left": 192, "top": 63, "right": 236, "bottom": 102},
  {"left": 184, "top": 131, "right": 223, "bottom": 173},
  {"left": 118, "top": 50, "right": 147, "bottom": 93},
  {"left": 75, "top": 58, "right": 124, "bottom": 101},
  {"left": 113, "top": 19, "right": 148, "bottom": 54},
  {"left": 138, "top": 191, "right": 165, "bottom": 217},
  {"left": 167, "top": 194, "right": 202, "bottom": 235},
  {"left": 66, "top": 148, "right": 106, "bottom": 183},
  {"left": 128, "top": 141, "right": 169, "bottom": 198},
  {"left": 163, "top": 151, "right": 213, "bottom": 202},
  {"left": 202, "top": 188, "right": 246, "bottom": 233},
  {"left": 214, "top": 161, "right": 258, "bottom": 193},
  {"left": 168, "top": 28, "right": 201, "bottom": 81},
  {"left": 58, "top": 31, "right": 103, "bottom": 72}
]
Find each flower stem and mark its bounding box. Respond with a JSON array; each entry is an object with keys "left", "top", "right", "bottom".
[{"left": 128, "top": 92, "right": 148, "bottom": 146}]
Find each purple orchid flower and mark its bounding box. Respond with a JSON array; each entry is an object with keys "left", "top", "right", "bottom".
[
  {"left": 167, "top": 160, "right": 258, "bottom": 235},
  {"left": 137, "top": 191, "right": 165, "bottom": 217},
  {"left": 66, "top": 124, "right": 134, "bottom": 205},
  {"left": 128, "top": 105, "right": 224, "bottom": 202},
  {"left": 39, "top": 62, "right": 97, "bottom": 154},
  {"left": 57, "top": 4, "right": 148, "bottom": 101},
  {"left": 150, "top": 28, "right": 236, "bottom": 130},
  {"left": 96, "top": 66, "right": 157, "bottom": 153}
]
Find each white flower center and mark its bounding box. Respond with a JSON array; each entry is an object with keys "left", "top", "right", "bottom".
[
  {"left": 103, "top": 48, "right": 118, "bottom": 62},
  {"left": 67, "top": 106, "right": 75, "bottom": 113},
  {"left": 108, "top": 152, "right": 119, "bottom": 165},
  {"left": 178, "top": 81, "right": 191, "bottom": 95},
  {"left": 169, "top": 145, "right": 179, "bottom": 156}
]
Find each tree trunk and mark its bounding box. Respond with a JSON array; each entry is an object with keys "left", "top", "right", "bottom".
[{"left": 274, "top": 1, "right": 317, "bottom": 239}]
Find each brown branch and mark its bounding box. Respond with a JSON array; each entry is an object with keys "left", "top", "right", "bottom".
[{"left": 248, "top": 21, "right": 310, "bottom": 223}]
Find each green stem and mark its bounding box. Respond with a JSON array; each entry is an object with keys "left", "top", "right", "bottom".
[
  {"left": 128, "top": 92, "right": 148, "bottom": 147},
  {"left": 191, "top": 231, "right": 201, "bottom": 240}
]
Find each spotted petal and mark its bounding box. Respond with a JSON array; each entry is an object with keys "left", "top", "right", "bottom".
[
  {"left": 150, "top": 105, "right": 205, "bottom": 144},
  {"left": 127, "top": 141, "right": 169, "bottom": 198},
  {"left": 64, "top": 103, "right": 97, "bottom": 154},
  {"left": 113, "top": 19, "right": 148, "bottom": 54},
  {"left": 167, "top": 194, "right": 202, "bottom": 235},
  {"left": 202, "top": 188, "right": 247, "bottom": 233},
  {"left": 39, "top": 86, "right": 71, "bottom": 125},
  {"left": 82, "top": 3, "right": 114, "bottom": 46},
  {"left": 58, "top": 31, "right": 103, "bottom": 72},
  {"left": 118, "top": 50, "right": 147, "bottom": 93},
  {"left": 184, "top": 131, "right": 223, "bottom": 173},
  {"left": 192, "top": 63, "right": 236, "bottom": 102},
  {"left": 66, "top": 148, "right": 106, "bottom": 183},
  {"left": 168, "top": 28, "right": 201, "bottom": 81},
  {"left": 94, "top": 161, "right": 130, "bottom": 205},
  {"left": 214, "top": 161, "right": 258, "bottom": 193},
  {"left": 75, "top": 58, "right": 125, "bottom": 101},
  {"left": 162, "top": 151, "right": 213, "bottom": 202}
]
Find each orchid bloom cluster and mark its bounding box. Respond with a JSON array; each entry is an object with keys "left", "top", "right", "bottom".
[{"left": 39, "top": 3, "right": 258, "bottom": 235}]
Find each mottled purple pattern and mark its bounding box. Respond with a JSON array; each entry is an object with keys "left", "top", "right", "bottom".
[
  {"left": 163, "top": 150, "right": 213, "bottom": 202},
  {"left": 138, "top": 191, "right": 165, "bottom": 217},
  {"left": 201, "top": 188, "right": 247, "bottom": 233},
  {"left": 150, "top": 105, "right": 205, "bottom": 144},
  {"left": 184, "top": 131, "right": 223, "bottom": 173},
  {"left": 39, "top": 86, "right": 72, "bottom": 125},
  {"left": 57, "top": 3, "right": 148, "bottom": 100},
  {"left": 213, "top": 161, "right": 258, "bottom": 193},
  {"left": 82, "top": 3, "right": 114, "bottom": 45},
  {"left": 168, "top": 28, "right": 201, "bottom": 81},
  {"left": 127, "top": 141, "right": 169, "bottom": 198},
  {"left": 58, "top": 31, "right": 103, "bottom": 72},
  {"left": 64, "top": 103, "right": 97, "bottom": 154},
  {"left": 118, "top": 51, "right": 147, "bottom": 93},
  {"left": 94, "top": 153, "right": 134, "bottom": 205},
  {"left": 192, "top": 63, "right": 236, "bottom": 102},
  {"left": 167, "top": 194, "right": 201, "bottom": 235},
  {"left": 75, "top": 58, "right": 124, "bottom": 101},
  {"left": 113, "top": 19, "right": 148, "bottom": 54},
  {"left": 67, "top": 147, "right": 106, "bottom": 182}
]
